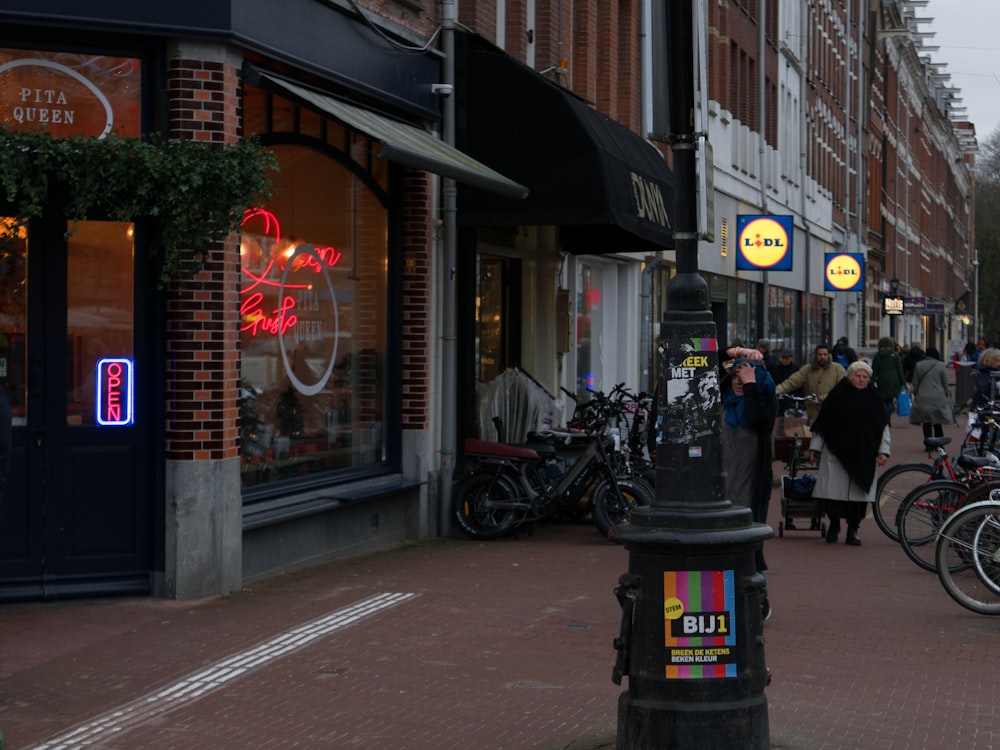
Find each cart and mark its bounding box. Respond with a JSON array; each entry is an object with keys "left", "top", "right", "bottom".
[{"left": 773, "top": 413, "right": 826, "bottom": 537}]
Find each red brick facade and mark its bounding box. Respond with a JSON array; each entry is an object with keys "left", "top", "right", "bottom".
[{"left": 164, "top": 54, "right": 242, "bottom": 461}]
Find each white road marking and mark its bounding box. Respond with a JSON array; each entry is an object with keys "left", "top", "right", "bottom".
[{"left": 28, "top": 592, "right": 417, "bottom": 749}]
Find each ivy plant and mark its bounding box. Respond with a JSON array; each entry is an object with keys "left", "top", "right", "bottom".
[{"left": 0, "top": 125, "right": 277, "bottom": 284}]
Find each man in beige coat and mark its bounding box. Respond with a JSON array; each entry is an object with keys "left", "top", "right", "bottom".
[{"left": 775, "top": 344, "right": 846, "bottom": 420}]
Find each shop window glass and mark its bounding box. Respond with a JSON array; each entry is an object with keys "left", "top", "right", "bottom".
[
  {"left": 240, "top": 143, "right": 388, "bottom": 486},
  {"left": 576, "top": 264, "right": 603, "bottom": 394},
  {"left": 0, "top": 218, "right": 27, "bottom": 425},
  {"left": 66, "top": 221, "right": 134, "bottom": 426},
  {"left": 299, "top": 108, "right": 322, "bottom": 140},
  {"left": 243, "top": 87, "right": 267, "bottom": 136},
  {"left": 326, "top": 120, "right": 347, "bottom": 151},
  {"left": 271, "top": 96, "right": 295, "bottom": 133}
]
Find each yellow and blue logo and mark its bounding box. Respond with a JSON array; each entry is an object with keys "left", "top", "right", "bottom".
[
  {"left": 736, "top": 215, "right": 793, "bottom": 271},
  {"left": 824, "top": 253, "right": 864, "bottom": 292}
]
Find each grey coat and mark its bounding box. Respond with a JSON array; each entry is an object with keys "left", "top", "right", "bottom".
[
  {"left": 810, "top": 426, "right": 891, "bottom": 503},
  {"left": 909, "top": 359, "right": 955, "bottom": 425}
]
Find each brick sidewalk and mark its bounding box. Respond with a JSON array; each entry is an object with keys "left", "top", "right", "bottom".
[{"left": 1, "top": 415, "right": 997, "bottom": 749}]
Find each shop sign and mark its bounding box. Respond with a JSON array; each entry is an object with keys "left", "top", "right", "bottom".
[
  {"left": 0, "top": 49, "right": 141, "bottom": 138},
  {"left": 903, "top": 296, "right": 926, "bottom": 313},
  {"left": 735, "top": 215, "right": 793, "bottom": 271},
  {"left": 824, "top": 253, "right": 864, "bottom": 292},
  {"left": 96, "top": 358, "right": 134, "bottom": 426},
  {"left": 630, "top": 171, "right": 671, "bottom": 228},
  {"left": 240, "top": 208, "right": 342, "bottom": 397},
  {"left": 883, "top": 296, "right": 904, "bottom": 316}
]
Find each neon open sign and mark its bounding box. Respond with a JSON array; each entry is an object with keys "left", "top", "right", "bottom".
[{"left": 96, "top": 357, "right": 134, "bottom": 426}]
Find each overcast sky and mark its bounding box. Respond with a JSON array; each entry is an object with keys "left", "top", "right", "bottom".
[{"left": 923, "top": 0, "right": 1000, "bottom": 141}]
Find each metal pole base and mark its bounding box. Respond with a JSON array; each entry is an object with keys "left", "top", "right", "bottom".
[{"left": 617, "top": 691, "right": 769, "bottom": 749}]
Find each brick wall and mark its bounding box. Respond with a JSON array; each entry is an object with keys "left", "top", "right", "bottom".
[
  {"left": 164, "top": 53, "right": 242, "bottom": 461},
  {"left": 401, "top": 169, "right": 431, "bottom": 429}
]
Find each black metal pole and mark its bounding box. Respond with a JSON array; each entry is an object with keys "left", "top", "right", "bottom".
[{"left": 610, "top": 1, "right": 771, "bottom": 746}]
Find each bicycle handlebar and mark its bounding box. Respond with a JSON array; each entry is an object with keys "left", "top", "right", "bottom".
[{"left": 783, "top": 393, "right": 821, "bottom": 403}]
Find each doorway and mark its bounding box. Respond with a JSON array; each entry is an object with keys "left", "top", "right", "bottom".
[{"left": 0, "top": 218, "right": 153, "bottom": 600}]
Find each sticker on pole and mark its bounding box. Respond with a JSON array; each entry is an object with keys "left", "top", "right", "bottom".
[{"left": 663, "top": 570, "right": 737, "bottom": 679}]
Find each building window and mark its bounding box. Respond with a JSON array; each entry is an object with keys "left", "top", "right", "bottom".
[{"left": 240, "top": 87, "right": 389, "bottom": 487}]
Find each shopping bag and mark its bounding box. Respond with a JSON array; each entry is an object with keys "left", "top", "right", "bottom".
[{"left": 896, "top": 388, "right": 911, "bottom": 417}]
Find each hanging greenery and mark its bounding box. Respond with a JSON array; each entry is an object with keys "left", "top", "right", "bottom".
[{"left": 0, "top": 125, "right": 277, "bottom": 284}]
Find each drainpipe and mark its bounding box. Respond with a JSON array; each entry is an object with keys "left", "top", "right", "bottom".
[
  {"left": 801, "top": 0, "right": 811, "bottom": 357},
  {"left": 640, "top": 255, "right": 663, "bottom": 393},
  {"left": 638, "top": 0, "right": 660, "bottom": 395},
  {"left": 439, "top": 0, "right": 457, "bottom": 536},
  {"left": 759, "top": 0, "right": 768, "bottom": 333}
]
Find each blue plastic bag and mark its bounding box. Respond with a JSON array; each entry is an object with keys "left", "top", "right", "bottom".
[{"left": 897, "top": 388, "right": 911, "bottom": 417}]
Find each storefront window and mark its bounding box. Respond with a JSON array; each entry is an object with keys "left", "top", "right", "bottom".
[
  {"left": 239, "top": 139, "right": 388, "bottom": 487},
  {"left": 765, "top": 285, "right": 798, "bottom": 353},
  {"left": 0, "top": 218, "right": 26, "bottom": 425},
  {"left": 576, "top": 264, "right": 604, "bottom": 394},
  {"left": 67, "top": 221, "right": 135, "bottom": 426}
]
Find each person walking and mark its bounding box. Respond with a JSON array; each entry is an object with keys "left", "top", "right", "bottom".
[
  {"left": 972, "top": 347, "right": 1000, "bottom": 406},
  {"left": 870, "top": 336, "right": 906, "bottom": 422},
  {"left": 808, "top": 361, "right": 890, "bottom": 546},
  {"left": 902, "top": 343, "right": 924, "bottom": 384},
  {"left": 769, "top": 349, "right": 801, "bottom": 415},
  {"left": 909, "top": 347, "right": 954, "bottom": 440},
  {"left": 721, "top": 348, "right": 778, "bottom": 620},
  {"left": 832, "top": 336, "right": 857, "bottom": 369},
  {"left": 755, "top": 339, "right": 774, "bottom": 369},
  {"left": 775, "top": 343, "right": 846, "bottom": 420}
]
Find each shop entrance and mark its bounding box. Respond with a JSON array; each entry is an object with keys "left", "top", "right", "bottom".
[{"left": 0, "top": 219, "right": 153, "bottom": 600}]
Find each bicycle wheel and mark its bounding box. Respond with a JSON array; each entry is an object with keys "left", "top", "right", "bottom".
[
  {"left": 591, "top": 476, "right": 655, "bottom": 540},
  {"left": 936, "top": 500, "right": 1000, "bottom": 615},
  {"left": 873, "top": 462, "right": 935, "bottom": 542},
  {"left": 897, "top": 480, "right": 968, "bottom": 572},
  {"left": 454, "top": 473, "right": 523, "bottom": 540}
]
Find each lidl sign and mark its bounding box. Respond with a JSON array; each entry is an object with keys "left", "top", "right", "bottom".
[
  {"left": 736, "top": 215, "right": 793, "bottom": 271},
  {"left": 824, "top": 253, "right": 865, "bottom": 292}
]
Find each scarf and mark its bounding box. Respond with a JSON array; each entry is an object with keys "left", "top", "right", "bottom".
[
  {"left": 723, "top": 359, "right": 776, "bottom": 430},
  {"left": 810, "top": 377, "right": 888, "bottom": 491}
]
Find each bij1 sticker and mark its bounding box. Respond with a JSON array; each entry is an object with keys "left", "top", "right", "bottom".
[
  {"left": 663, "top": 570, "right": 737, "bottom": 679},
  {"left": 824, "top": 253, "right": 865, "bottom": 292}
]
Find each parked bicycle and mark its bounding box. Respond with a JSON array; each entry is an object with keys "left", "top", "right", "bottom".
[
  {"left": 935, "top": 495, "right": 1000, "bottom": 615},
  {"left": 894, "top": 464, "right": 1000, "bottom": 572},
  {"left": 453, "top": 384, "right": 655, "bottom": 540},
  {"left": 873, "top": 434, "right": 1000, "bottom": 543}
]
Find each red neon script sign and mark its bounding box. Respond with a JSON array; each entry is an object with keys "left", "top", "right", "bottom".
[{"left": 240, "top": 208, "right": 341, "bottom": 339}]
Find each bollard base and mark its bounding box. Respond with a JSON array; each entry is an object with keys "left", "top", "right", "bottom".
[{"left": 617, "top": 691, "right": 769, "bottom": 749}]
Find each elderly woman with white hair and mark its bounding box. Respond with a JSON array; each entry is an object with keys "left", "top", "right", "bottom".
[{"left": 807, "top": 360, "right": 891, "bottom": 546}]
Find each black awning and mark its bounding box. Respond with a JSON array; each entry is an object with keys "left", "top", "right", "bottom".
[
  {"left": 456, "top": 34, "right": 674, "bottom": 254},
  {"left": 245, "top": 66, "right": 528, "bottom": 200}
]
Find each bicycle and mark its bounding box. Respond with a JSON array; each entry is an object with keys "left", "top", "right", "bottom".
[
  {"left": 895, "top": 467, "right": 1000, "bottom": 572},
  {"left": 961, "top": 403, "right": 1000, "bottom": 458},
  {"left": 454, "top": 384, "right": 655, "bottom": 541},
  {"left": 872, "top": 435, "right": 1000, "bottom": 543},
  {"left": 935, "top": 495, "right": 1000, "bottom": 615}
]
